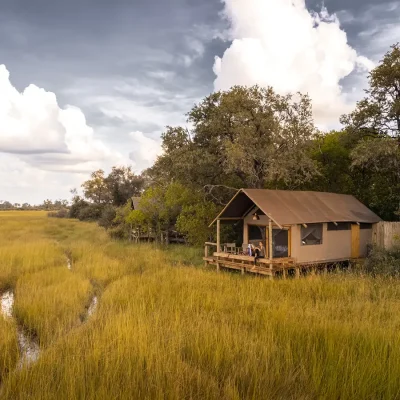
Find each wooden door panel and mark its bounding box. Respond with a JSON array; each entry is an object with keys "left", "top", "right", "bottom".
[{"left": 351, "top": 224, "right": 360, "bottom": 258}]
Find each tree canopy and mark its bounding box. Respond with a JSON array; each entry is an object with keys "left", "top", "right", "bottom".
[{"left": 150, "top": 86, "right": 318, "bottom": 199}]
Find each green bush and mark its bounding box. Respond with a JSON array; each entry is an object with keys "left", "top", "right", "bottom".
[
  {"left": 98, "top": 205, "right": 117, "bottom": 230},
  {"left": 77, "top": 204, "right": 104, "bottom": 221},
  {"left": 69, "top": 199, "right": 89, "bottom": 219}
]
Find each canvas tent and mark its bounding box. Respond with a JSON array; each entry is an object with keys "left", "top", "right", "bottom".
[{"left": 209, "top": 189, "right": 381, "bottom": 264}]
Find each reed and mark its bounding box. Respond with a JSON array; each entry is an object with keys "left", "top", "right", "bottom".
[
  {"left": 14, "top": 268, "right": 92, "bottom": 345},
  {"left": 0, "top": 318, "right": 18, "bottom": 383}
]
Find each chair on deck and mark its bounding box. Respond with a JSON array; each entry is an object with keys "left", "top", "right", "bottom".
[{"left": 224, "top": 243, "right": 236, "bottom": 254}]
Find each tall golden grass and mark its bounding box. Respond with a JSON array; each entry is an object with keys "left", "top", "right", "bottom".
[
  {"left": 0, "top": 211, "right": 399, "bottom": 399},
  {"left": 0, "top": 318, "right": 18, "bottom": 383}
]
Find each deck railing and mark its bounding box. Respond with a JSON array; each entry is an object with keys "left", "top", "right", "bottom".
[
  {"left": 204, "top": 242, "right": 246, "bottom": 258},
  {"left": 204, "top": 242, "right": 217, "bottom": 259}
]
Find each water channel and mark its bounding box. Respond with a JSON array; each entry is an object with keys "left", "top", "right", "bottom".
[{"left": 0, "top": 290, "right": 40, "bottom": 367}]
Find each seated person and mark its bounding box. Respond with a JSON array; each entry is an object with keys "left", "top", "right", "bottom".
[{"left": 254, "top": 242, "right": 265, "bottom": 260}]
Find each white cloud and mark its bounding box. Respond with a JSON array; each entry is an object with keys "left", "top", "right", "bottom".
[
  {"left": 128, "top": 131, "right": 162, "bottom": 171},
  {"left": 0, "top": 64, "right": 121, "bottom": 172},
  {"left": 213, "top": 0, "right": 374, "bottom": 127}
]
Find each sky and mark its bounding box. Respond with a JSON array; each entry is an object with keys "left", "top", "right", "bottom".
[{"left": 0, "top": 0, "right": 399, "bottom": 204}]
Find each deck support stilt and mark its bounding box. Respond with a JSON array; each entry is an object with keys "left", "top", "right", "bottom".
[
  {"left": 311, "top": 266, "right": 316, "bottom": 276},
  {"left": 295, "top": 267, "right": 300, "bottom": 279}
]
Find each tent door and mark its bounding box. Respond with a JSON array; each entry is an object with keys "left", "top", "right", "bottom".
[{"left": 351, "top": 224, "right": 360, "bottom": 258}]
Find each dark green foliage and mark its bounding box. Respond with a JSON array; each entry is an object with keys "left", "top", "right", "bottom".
[
  {"left": 340, "top": 44, "right": 400, "bottom": 220},
  {"left": 77, "top": 204, "right": 104, "bottom": 222},
  {"left": 69, "top": 199, "right": 89, "bottom": 219},
  {"left": 98, "top": 205, "right": 117, "bottom": 230}
]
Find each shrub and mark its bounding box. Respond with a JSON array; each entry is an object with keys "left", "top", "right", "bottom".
[
  {"left": 77, "top": 204, "right": 104, "bottom": 221},
  {"left": 69, "top": 199, "right": 89, "bottom": 219},
  {"left": 363, "top": 246, "right": 400, "bottom": 277},
  {"left": 98, "top": 205, "right": 117, "bottom": 230}
]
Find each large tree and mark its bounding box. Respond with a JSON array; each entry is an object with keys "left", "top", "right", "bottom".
[
  {"left": 189, "top": 85, "right": 318, "bottom": 189},
  {"left": 105, "top": 166, "right": 145, "bottom": 206},
  {"left": 149, "top": 86, "right": 319, "bottom": 205},
  {"left": 341, "top": 43, "right": 400, "bottom": 143},
  {"left": 81, "top": 167, "right": 144, "bottom": 206},
  {"left": 81, "top": 170, "right": 111, "bottom": 204},
  {"left": 341, "top": 44, "right": 400, "bottom": 219}
]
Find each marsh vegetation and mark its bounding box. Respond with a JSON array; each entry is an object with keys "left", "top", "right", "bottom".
[{"left": 0, "top": 211, "right": 400, "bottom": 399}]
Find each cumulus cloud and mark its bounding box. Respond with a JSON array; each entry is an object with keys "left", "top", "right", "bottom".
[
  {"left": 128, "top": 131, "right": 162, "bottom": 171},
  {"left": 0, "top": 65, "right": 121, "bottom": 172},
  {"left": 213, "top": 0, "right": 375, "bottom": 127}
]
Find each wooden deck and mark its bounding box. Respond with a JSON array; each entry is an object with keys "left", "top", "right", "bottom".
[{"left": 204, "top": 252, "right": 357, "bottom": 279}]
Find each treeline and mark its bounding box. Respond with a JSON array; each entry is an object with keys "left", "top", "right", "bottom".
[
  {"left": 1, "top": 199, "right": 69, "bottom": 211},
  {"left": 66, "top": 44, "right": 400, "bottom": 245}
]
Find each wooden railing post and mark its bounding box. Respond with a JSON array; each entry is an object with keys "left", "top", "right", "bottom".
[{"left": 217, "top": 219, "right": 221, "bottom": 253}]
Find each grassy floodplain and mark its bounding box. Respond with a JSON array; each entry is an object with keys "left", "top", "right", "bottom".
[{"left": 1, "top": 212, "right": 400, "bottom": 399}]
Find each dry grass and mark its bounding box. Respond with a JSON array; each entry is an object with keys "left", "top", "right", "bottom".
[
  {"left": 0, "top": 318, "right": 18, "bottom": 383},
  {"left": 0, "top": 212, "right": 399, "bottom": 399},
  {"left": 14, "top": 268, "right": 92, "bottom": 345}
]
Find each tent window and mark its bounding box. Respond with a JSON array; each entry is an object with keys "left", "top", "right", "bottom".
[
  {"left": 248, "top": 225, "right": 265, "bottom": 241},
  {"left": 327, "top": 222, "right": 351, "bottom": 231},
  {"left": 301, "top": 223, "right": 323, "bottom": 246},
  {"left": 360, "top": 223, "right": 373, "bottom": 230}
]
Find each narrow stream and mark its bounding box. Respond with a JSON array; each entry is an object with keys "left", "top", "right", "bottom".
[
  {"left": 0, "top": 290, "right": 40, "bottom": 367},
  {"left": 66, "top": 255, "right": 99, "bottom": 318},
  {"left": 0, "top": 256, "right": 98, "bottom": 372},
  {"left": 88, "top": 296, "right": 98, "bottom": 317}
]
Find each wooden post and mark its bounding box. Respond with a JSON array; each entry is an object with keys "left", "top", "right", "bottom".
[
  {"left": 282, "top": 268, "right": 287, "bottom": 280},
  {"left": 217, "top": 219, "right": 221, "bottom": 253},
  {"left": 204, "top": 244, "right": 209, "bottom": 267},
  {"left": 269, "top": 219, "right": 273, "bottom": 261},
  {"left": 269, "top": 219, "right": 273, "bottom": 278},
  {"left": 295, "top": 266, "right": 300, "bottom": 279}
]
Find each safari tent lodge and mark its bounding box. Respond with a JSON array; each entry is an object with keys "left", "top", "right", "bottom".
[{"left": 204, "top": 189, "right": 381, "bottom": 278}]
